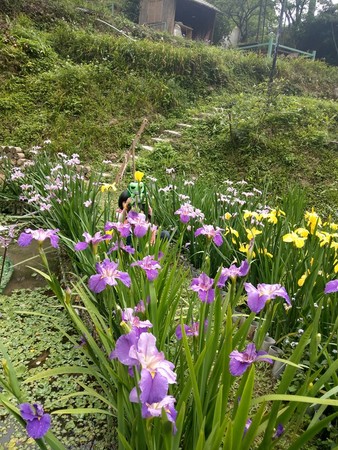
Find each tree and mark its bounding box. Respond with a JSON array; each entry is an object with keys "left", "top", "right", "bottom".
[
  {"left": 282, "top": 0, "right": 334, "bottom": 26},
  {"left": 295, "top": 4, "right": 338, "bottom": 64},
  {"left": 212, "top": 0, "right": 276, "bottom": 43}
]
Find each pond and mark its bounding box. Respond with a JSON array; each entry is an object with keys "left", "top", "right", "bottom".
[
  {"left": 0, "top": 241, "right": 59, "bottom": 294},
  {"left": 0, "top": 245, "right": 111, "bottom": 449}
]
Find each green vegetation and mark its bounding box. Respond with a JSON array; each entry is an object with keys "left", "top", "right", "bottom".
[
  {"left": 0, "top": 160, "right": 337, "bottom": 448},
  {"left": 0, "top": 289, "right": 110, "bottom": 449},
  {"left": 0, "top": 1, "right": 337, "bottom": 448},
  {"left": 138, "top": 90, "right": 338, "bottom": 214},
  {"left": 0, "top": 1, "right": 338, "bottom": 206}
]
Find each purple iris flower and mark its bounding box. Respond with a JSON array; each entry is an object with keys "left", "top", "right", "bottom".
[
  {"left": 130, "top": 370, "right": 169, "bottom": 404},
  {"left": 324, "top": 279, "right": 338, "bottom": 294},
  {"left": 195, "top": 224, "right": 224, "bottom": 247},
  {"left": 141, "top": 395, "right": 177, "bottom": 433},
  {"left": 134, "top": 300, "right": 145, "bottom": 313},
  {"left": 190, "top": 273, "right": 215, "bottom": 303},
  {"left": 217, "top": 260, "right": 250, "bottom": 288},
  {"left": 74, "top": 335, "right": 87, "bottom": 348},
  {"left": 174, "top": 203, "right": 196, "bottom": 223},
  {"left": 19, "top": 403, "right": 51, "bottom": 439},
  {"left": 129, "top": 333, "right": 177, "bottom": 384},
  {"left": 175, "top": 320, "right": 208, "bottom": 340},
  {"left": 131, "top": 255, "right": 161, "bottom": 281},
  {"left": 273, "top": 423, "right": 284, "bottom": 439},
  {"left": 175, "top": 322, "right": 199, "bottom": 340},
  {"left": 104, "top": 221, "right": 131, "bottom": 238},
  {"left": 244, "top": 282, "right": 291, "bottom": 313},
  {"left": 121, "top": 308, "right": 153, "bottom": 332},
  {"left": 108, "top": 241, "right": 135, "bottom": 254},
  {"left": 74, "top": 231, "right": 111, "bottom": 251},
  {"left": 110, "top": 329, "right": 140, "bottom": 366},
  {"left": 88, "top": 258, "right": 131, "bottom": 293},
  {"left": 127, "top": 211, "right": 150, "bottom": 238},
  {"left": 229, "top": 343, "right": 273, "bottom": 376},
  {"left": 111, "top": 327, "right": 177, "bottom": 434},
  {"left": 18, "top": 228, "right": 59, "bottom": 248},
  {"left": 244, "top": 418, "right": 252, "bottom": 435}
]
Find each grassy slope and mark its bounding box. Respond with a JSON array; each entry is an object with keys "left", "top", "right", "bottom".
[{"left": 0, "top": 0, "right": 338, "bottom": 213}]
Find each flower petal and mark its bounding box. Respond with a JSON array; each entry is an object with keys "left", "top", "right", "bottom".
[{"left": 26, "top": 415, "right": 51, "bottom": 439}]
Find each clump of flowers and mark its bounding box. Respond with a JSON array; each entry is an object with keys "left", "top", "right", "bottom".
[{"left": 111, "top": 309, "right": 177, "bottom": 432}]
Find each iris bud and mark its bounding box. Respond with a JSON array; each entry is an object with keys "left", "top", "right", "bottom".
[
  {"left": 64, "top": 287, "right": 72, "bottom": 304},
  {"left": 120, "top": 321, "right": 132, "bottom": 334},
  {"left": 2, "top": 359, "right": 9, "bottom": 377}
]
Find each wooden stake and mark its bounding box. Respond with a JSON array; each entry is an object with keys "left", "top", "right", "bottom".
[{"left": 115, "top": 118, "right": 148, "bottom": 185}]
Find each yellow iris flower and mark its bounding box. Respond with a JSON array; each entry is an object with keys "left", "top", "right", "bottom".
[
  {"left": 134, "top": 171, "right": 145, "bottom": 182},
  {"left": 305, "top": 208, "right": 322, "bottom": 234},
  {"left": 258, "top": 248, "right": 273, "bottom": 258},
  {"left": 261, "top": 209, "right": 285, "bottom": 224},
  {"left": 101, "top": 183, "right": 117, "bottom": 192},
  {"left": 243, "top": 210, "right": 262, "bottom": 221},
  {"left": 246, "top": 227, "right": 262, "bottom": 241},
  {"left": 239, "top": 242, "right": 256, "bottom": 258},
  {"left": 282, "top": 230, "right": 308, "bottom": 248}
]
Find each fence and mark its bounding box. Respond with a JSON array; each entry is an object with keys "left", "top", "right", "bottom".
[{"left": 238, "top": 36, "right": 316, "bottom": 60}]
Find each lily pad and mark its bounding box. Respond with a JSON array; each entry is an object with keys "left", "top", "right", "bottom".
[{"left": 0, "top": 256, "right": 14, "bottom": 293}]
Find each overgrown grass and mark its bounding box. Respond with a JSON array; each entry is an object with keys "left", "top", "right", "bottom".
[
  {"left": 0, "top": 1, "right": 338, "bottom": 208},
  {"left": 137, "top": 90, "right": 338, "bottom": 215}
]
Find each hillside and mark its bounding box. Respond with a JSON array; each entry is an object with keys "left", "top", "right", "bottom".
[{"left": 1, "top": 0, "right": 338, "bottom": 213}]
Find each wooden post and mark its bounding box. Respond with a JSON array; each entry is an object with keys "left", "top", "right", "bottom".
[{"left": 115, "top": 118, "right": 148, "bottom": 185}]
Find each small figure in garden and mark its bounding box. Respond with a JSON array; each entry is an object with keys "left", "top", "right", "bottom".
[{"left": 116, "top": 174, "right": 170, "bottom": 243}]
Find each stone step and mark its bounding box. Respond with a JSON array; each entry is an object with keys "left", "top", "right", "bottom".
[
  {"left": 139, "top": 145, "right": 155, "bottom": 151},
  {"left": 177, "top": 123, "right": 193, "bottom": 128},
  {"left": 198, "top": 112, "right": 214, "bottom": 117},
  {"left": 163, "top": 130, "right": 182, "bottom": 137},
  {"left": 152, "top": 137, "right": 172, "bottom": 143}
]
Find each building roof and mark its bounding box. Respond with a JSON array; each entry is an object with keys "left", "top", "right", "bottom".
[{"left": 187, "top": 0, "right": 220, "bottom": 12}]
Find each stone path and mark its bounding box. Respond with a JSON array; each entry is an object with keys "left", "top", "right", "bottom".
[{"left": 135, "top": 109, "right": 219, "bottom": 159}]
